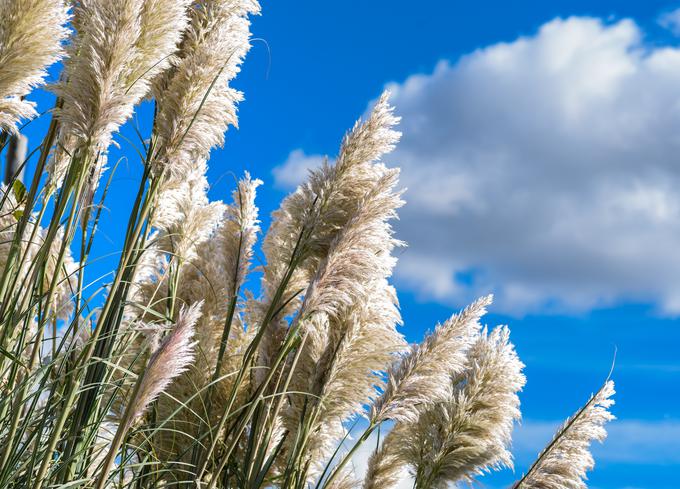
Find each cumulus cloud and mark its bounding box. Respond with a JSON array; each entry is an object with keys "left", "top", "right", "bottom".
[{"left": 273, "top": 16, "right": 680, "bottom": 315}]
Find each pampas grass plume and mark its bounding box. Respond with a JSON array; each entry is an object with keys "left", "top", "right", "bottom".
[
  {"left": 0, "top": 0, "right": 69, "bottom": 132},
  {"left": 513, "top": 380, "right": 616, "bottom": 489}
]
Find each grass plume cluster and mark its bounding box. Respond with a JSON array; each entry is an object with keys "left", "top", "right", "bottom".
[{"left": 0, "top": 1, "right": 615, "bottom": 488}]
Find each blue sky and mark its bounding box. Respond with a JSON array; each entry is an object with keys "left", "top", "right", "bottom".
[{"left": 13, "top": 1, "right": 680, "bottom": 488}]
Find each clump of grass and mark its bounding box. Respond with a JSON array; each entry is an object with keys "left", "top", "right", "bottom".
[{"left": 0, "top": 1, "right": 615, "bottom": 488}]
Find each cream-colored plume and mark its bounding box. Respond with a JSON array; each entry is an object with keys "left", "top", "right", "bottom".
[
  {"left": 127, "top": 173, "right": 262, "bottom": 475},
  {"left": 94, "top": 304, "right": 200, "bottom": 489},
  {"left": 256, "top": 91, "right": 401, "bottom": 381},
  {"left": 247, "top": 93, "right": 404, "bottom": 477},
  {"left": 283, "top": 168, "right": 406, "bottom": 472},
  {"left": 385, "top": 326, "right": 525, "bottom": 488},
  {"left": 370, "top": 295, "right": 492, "bottom": 425},
  {"left": 513, "top": 381, "right": 615, "bottom": 489},
  {"left": 363, "top": 325, "right": 524, "bottom": 489},
  {"left": 300, "top": 170, "right": 403, "bottom": 321},
  {"left": 218, "top": 171, "right": 262, "bottom": 294},
  {"left": 48, "top": 0, "right": 191, "bottom": 190},
  {"left": 153, "top": 0, "right": 260, "bottom": 179},
  {"left": 0, "top": 0, "right": 69, "bottom": 132},
  {"left": 127, "top": 302, "right": 201, "bottom": 424}
]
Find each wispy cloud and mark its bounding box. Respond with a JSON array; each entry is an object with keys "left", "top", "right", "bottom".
[
  {"left": 658, "top": 7, "right": 680, "bottom": 36},
  {"left": 272, "top": 149, "right": 329, "bottom": 189}
]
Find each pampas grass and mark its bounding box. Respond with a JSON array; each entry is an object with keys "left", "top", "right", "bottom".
[
  {"left": 512, "top": 381, "right": 616, "bottom": 489},
  {"left": 0, "top": 0, "right": 69, "bottom": 133},
  {"left": 372, "top": 326, "right": 526, "bottom": 489},
  {"left": 0, "top": 2, "right": 615, "bottom": 488}
]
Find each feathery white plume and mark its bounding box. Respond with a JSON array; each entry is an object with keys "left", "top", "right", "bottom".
[
  {"left": 285, "top": 281, "right": 404, "bottom": 474},
  {"left": 220, "top": 171, "right": 262, "bottom": 293},
  {"left": 127, "top": 173, "right": 262, "bottom": 472},
  {"left": 0, "top": 0, "right": 69, "bottom": 132},
  {"left": 48, "top": 0, "right": 191, "bottom": 189},
  {"left": 362, "top": 431, "right": 409, "bottom": 489},
  {"left": 257, "top": 91, "right": 401, "bottom": 377},
  {"left": 153, "top": 0, "right": 260, "bottom": 178},
  {"left": 166, "top": 172, "right": 261, "bottom": 325},
  {"left": 301, "top": 170, "right": 403, "bottom": 321},
  {"left": 127, "top": 303, "right": 201, "bottom": 424},
  {"left": 513, "top": 380, "right": 616, "bottom": 489},
  {"left": 370, "top": 295, "right": 492, "bottom": 425},
  {"left": 154, "top": 171, "right": 226, "bottom": 263},
  {"left": 383, "top": 326, "right": 525, "bottom": 488},
  {"left": 135, "top": 0, "right": 192, "bottom": 84},
  {"left": 282, "top": 171, "right": 406, "bottom": 472},
  {"left": 261, "top": 92, "right": 401, "bottom": 294},
  {"left": 94, "top": 304, "right": 200, "bottom": 489},
  {"left": 259, "top": 95, "right": 405, "bottom": 475}
]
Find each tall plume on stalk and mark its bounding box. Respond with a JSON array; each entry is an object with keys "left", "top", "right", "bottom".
[
  {"left": 256, "top": 92, "right": 402, "bottom": 380},
  {"left": 513, "top": 380, "right": 615, "bottom": 489},
  {"left": 116, "top": 0, "right": 262, "bottom": 329},
  {"left": 360, "top": 324, "right": 523, "bottom": 489},
  {"left": 112, "top": 0, "right": 262, "bottom": 470},
  {"left": 48, "top": 0, "right": 191, "bottom": 190},
  {"left": 172, "top": 173, "right": 262, "bottom": 381},
  {"left": 120, "top": 173, "right": 263, "bottom": 476},
  {"left": 128, "top": 173, "right": 260, "bottom": 330},
  {"left": 371, "top": 326, "right": 525, "bottom": 489},
  {"left": 282, "top": 167, "right": 407, "bottom": 472},
  {"left": 152, "top": 0, "right": 260, "bottom": 180},
  {"left": 0, "top": 0, "right": 69, "bottom": 133},
  {"left": 144, "top": 0, "right": 260, "bottom": 295},
  {"left": 144, "top": 172, "right": 261, "bottom": 319},
  {"left": 127, "top": 303, "right": 201, "bottom": 424},
  {"left": 94, "top": 303, "right": 201, "bottom": 489},
  {"left": 158, "top": 173, "right": 262, "bottom": 428},
  {"left": 159, "top": 171, "right": 262, "bottom": 308},
  {"left": 370, "top": 295, "right": 492, "bottom": 426},
  {"left": 220, "top": 172, "right": 262, "bottom": 295}
]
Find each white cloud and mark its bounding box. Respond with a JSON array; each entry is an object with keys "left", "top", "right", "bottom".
[
  {"left": 274, "top": 15, "right": 680, "bottom": 315},
  {"left": 272, "top": 149, "right": 328, "bottom": 189},
  {"left": 659, "top": 8, "right": 680, "bottom": 36}
]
